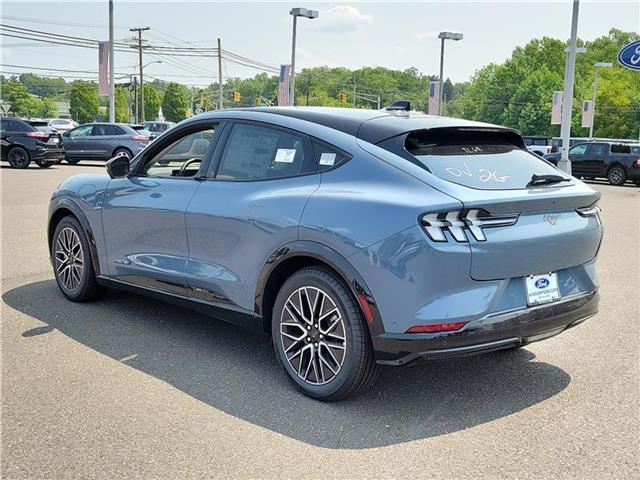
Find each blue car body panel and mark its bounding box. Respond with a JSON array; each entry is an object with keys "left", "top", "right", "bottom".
[{"left": 48, "top": 107, "right": 603, "bottom": 363}]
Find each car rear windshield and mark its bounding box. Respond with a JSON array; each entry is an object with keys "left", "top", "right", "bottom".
[
  {"left": 610, "top": 144, "right": 631, "bottom": 154},
  {"left": 404, "top": 129, "right": 563, "bottom": 190}
]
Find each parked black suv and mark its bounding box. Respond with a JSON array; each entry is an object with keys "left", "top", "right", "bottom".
[
  {"left": 0, "top": 118, "right": 65, "bottom": 168},
  {"left": 545, "top": 141, "right": 640, "bottom": 186}
]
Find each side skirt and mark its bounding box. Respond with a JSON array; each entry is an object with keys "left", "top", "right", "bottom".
[{"left": 96, "top": 276, "right": 260, "bottom": 333}]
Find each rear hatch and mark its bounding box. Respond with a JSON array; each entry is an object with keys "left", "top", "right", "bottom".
[{"left": 396, "top": 127, "right": 602, "bottom": 280}]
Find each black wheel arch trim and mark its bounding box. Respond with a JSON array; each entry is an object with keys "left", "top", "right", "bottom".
[
  {"left": 254, "top": 240, "right": 385, "bottom": 337},
  {"left": 48, "top": 198, "right": 101, "bottom": 276}
]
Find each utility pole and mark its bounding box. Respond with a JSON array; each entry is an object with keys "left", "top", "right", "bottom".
[
  {"left": 133, "top": 76, "right": 138, "bottom": 122},
  {"left": 438, "top": 37, "right": 445, "bottom": 115},
  {"left": 130, "top": 26, "right": 150, "bottom": 122},
  {"left": 558, "top": 0, "right": 580, "bottom": 175},
  {"left": 352, "top": 73, "right": 356, "bottom": 108},
  {"left": 217, "top": 38, "right": 223, "bottom": 109},
  {"left": 108, "top": 0, "right": 115, "bottom": 122}
]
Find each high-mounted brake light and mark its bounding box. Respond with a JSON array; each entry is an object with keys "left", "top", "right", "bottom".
[
  {"left": 406, "top": 322, "right": 467, "bottom": 333},
  {"left": 420, "top": 209, "right": 519, "bottom": 243},
  {"left": 26, "top": 132, "right": 49, "bottom": 139}
]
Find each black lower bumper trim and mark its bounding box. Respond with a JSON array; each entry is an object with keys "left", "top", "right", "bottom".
[{"left": 374, "top": 291, "right": 598, "bottom": 366}]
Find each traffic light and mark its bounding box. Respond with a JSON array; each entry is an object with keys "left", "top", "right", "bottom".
[
  {"left": 233, "top": 91, "right": 241, "bottom": 103},
  {"left": 339, "top": 92, "right": 348, "bottom": 103},
  {"left": 256, "top": 97, "right": 261, "bottom": 106}
]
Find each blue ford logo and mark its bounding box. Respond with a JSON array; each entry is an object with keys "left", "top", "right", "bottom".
[
  {"left": 618, "top": 40, "right": 640, "bottom": 71},
  {"left": 535, "top": 278, "right": 550, "bottom": 289}
]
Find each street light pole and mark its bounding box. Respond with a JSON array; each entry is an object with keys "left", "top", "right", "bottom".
[
  {"left": 589, "top": 61, "right": 613, "bottom": 139},
  {"left": 108, "top": 0, "right": 114, "bottom": 123},
  {"left": 289, "top": 8, "right": 319, "bottom": 106},
  {"left": 217, "top": 38, "right": 223, "bottom": 109},
  {"left": 130, "top": 26, "right": 150, "bottom": 122},
  {"left": 437, "top": 31, "right": 463, "bottom": 116},
  {"left": 558, "top": 0, "right": 580, "bottom": 175}
]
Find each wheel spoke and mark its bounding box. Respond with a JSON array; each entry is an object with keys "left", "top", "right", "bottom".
[
  {"left": 279, "top": 285, "right": 347, "bottom": 386},
  {"left": 55, "top": 227, "right": 84, "bottom": 291}
]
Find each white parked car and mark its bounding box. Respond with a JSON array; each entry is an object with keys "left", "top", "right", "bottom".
[{"left": 48, "top": 118, "right": 79, "bottom": 132}]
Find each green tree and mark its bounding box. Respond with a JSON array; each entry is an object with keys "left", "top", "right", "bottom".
[
  {"left": 141, "top": 84, "right": 161, "bottom": 121},
  {"left": 162, "top": 82, "right": 188, "bottom": 122},
  {"left": 69, "top": 81, "right": 99, "bottom": 123},
  {"left": 40, "top": 97, "right": 58, "bottom": 118},
  {"left": 105, "top": 87, "right": 129, "bottom": 123}
]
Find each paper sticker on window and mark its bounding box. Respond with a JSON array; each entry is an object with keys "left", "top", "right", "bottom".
[
  {"left": 274, "top": 148, "right": 296, "bottom": 163},
  {"left": 319, "top": 152, "right": 336, "bottom": 166}
]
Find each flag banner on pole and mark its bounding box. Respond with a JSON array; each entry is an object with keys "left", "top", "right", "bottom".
[
  {"left": 428, "top": 81, "right": 440, "bottom": 115},
  {"left": 98, "top": 41, "right": 109, "bottom": 96},
  {"left": 581, "top": 100, "right": 593, "bottom": 128},
  {"left": 278, "top": 65, "right": 291, "bottom": 106},
  {"left": 551, "top": 91, "right": 563, "bottom": 124}
]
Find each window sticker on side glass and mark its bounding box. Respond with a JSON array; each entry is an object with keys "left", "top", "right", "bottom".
[
  {"left": 319, "top": 152, "right": 336, "bottom": 166},
  {"left": 274, "top": 148, "right": 296, "bottom": 163}
]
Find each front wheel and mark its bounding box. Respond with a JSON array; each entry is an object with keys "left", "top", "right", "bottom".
[
  {"left": 272, "top": 267, "right": 379, "bottom": 401},
  {"left": 7, "top": 146, "right": 31, "bottom": 169},
  {"left": 607, "top": 166, "right": 626, "bottom": 186},
  {"left": 52, "top": 216, "right": 104, "bottom": 302}
]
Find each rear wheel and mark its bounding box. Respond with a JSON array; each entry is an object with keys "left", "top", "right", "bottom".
[
  {"left": 607, "top": 166, "right": 626, "bottom": 186},
  {"left": 52, "top": 216, "right": 104, "bottom": 302},
  {"left": 65, "top": 157, "right": 80, "bottom": 165},
  {"left": 272, "top": 267, "right": 379, "bottom": 401},
  {"left": 7, "top": 146, "right": 31, "bottom": 169}
]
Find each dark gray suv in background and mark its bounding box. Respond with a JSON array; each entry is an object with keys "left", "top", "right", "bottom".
[{"left": 62, "top": 123, "right": 149, "bottom": 164}]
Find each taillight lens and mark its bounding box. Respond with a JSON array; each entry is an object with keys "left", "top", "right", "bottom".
[
  {"left": 406, "top": 322, "right": 467, "bottom": 333},
  {"left": 26, "top": 132, "right": 49, "bottom": 140},
  {"left": 576, "top": 201, "right": 601, "bottom": 217},
  {"left": 420, "top": 209, "right": 519, "bottom": 243},
  {"left": 130, "top": 134, "right": 149, "bottom": 141},
  {"left": 633, "top": 158, "right": 640, "bottom": 169}
]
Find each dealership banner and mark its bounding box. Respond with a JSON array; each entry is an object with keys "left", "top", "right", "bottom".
[
  {"left": 581, "top": 100, "right": 593, "bottom": 128},
  {"left": 551, "top": 90, "right": 563, "bottom": 124},
  {"left": 428, "top": 81, "right": 440, "bottom": 115},
  {"left": 98, "top": 41, "right": 109, "bottom": 96},
  {"left": 278, "top": 65, "right": 291, "bottom": 106}
]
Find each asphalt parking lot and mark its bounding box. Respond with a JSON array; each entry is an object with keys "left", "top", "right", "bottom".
[{"left": 1, "top": 162, "right": 639, "bottom": 479}]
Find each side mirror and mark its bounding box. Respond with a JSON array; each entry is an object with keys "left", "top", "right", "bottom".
[{"left": 106, "top": 154, "right": 130, "bottom": 178}]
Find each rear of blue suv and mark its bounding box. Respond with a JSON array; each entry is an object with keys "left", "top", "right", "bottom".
[{"left": 48, "top": 108, "right": 602, "bottom": 401}]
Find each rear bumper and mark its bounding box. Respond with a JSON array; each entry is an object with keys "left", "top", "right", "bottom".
[
  {"left": 32, "top": 146, "right": 66, "bottom": 162},
  {"left": 373, "top": 290, "right": 598, "bottom": 366}
]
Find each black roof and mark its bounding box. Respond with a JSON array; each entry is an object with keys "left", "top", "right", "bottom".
[{"left": 241, "top": 107, "right": 518, "bottom": 144}]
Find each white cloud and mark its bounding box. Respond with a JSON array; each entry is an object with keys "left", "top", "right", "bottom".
[{"left": 317, "top": 5, "right": 373, "bottom": 34}]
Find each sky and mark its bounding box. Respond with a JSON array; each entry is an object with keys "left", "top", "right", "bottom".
[{"left": 1, "top": 1, "right": 638, "bottom": 86}]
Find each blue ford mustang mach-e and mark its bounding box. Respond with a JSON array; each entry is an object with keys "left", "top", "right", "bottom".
[{"left": 48, "top": 107, "right": 602, "bottom": 400}]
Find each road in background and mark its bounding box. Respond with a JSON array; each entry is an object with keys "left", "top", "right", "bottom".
[{"left": 1, "top": 163, "right": 639, "bottom": 479}]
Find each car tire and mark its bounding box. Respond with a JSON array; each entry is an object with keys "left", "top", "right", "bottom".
[
  {"left": 52, "top": 216, "right": 105, "bottom": 302},
  {"left": 36, "top": 159, "right": 53, "bottom": 168},
  {"left": 634, "top": 181, "right": 640, "bottom": 187},
  {"left": 272, "top": 267, "right": 379, "bottom": 401},
  {"left": 607, "top": 166, "right": 626, "bottom": 186},
  {"left": 582, "top": 176, "right": 595, "bottom": 181},
  {"left": 7, "top": 146, "right": 31, "bottom": 169},
  {"left": 65, "top": 157, "right": 81, "bottom": 165},
  {"left": 113, "top": 148, "right": 132, "bottom": 161}
]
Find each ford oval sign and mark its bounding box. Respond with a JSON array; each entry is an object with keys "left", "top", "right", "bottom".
[
  {"left": 535, "top": 278, "right": 550, "bottom": 289},
  {"left": 618, "top": 40, "right": 640, "bottom": 71}
]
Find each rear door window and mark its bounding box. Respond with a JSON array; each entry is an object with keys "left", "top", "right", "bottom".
[
  {"left": 404, "top": 129, "right": 563, "bottom": 190},
  {"left": 611, "top": 144, "right": 631, "bottom": 154}
]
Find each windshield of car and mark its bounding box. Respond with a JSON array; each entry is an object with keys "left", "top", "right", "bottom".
[
  {"left": 405, "top": 129, "right": 565, "bottom": 190},
  {"left": 50, "top": 119, "right": 68, "bottom": 125}
]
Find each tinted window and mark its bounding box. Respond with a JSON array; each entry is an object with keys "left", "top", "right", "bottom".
[
  {"left": 611, "top": 144, "right": 631, "bottom": 154},
  {"left": 569, "top": 144, "right": 588, "bottom": 155},
  {"left": 92, "top": 124, "right": 119, "bottom": 136},
  {"left": 1, "top": 118, "right": 34, "bottom": 132},
  {"left": 405, "top": 130, "right": 564, "bottom": 190},
  {"left": 588, "top": 143, "right": 608, "bottom": 155},
  {"left": 143, "top": 127, "right": 217, "bottom": 178},
  {"left": 216, "top": 124, "right": 315, "bottom": 181},
  {"left": 69, "top": 125, "right": 93, "bottom": 138},
  {"left": 312, "top": 141, "right": 349, "bottom": 171}
]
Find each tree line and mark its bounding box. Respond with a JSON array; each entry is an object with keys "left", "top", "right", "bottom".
[{"left": 1, "top": 28, "right": 637, "bottom": 138}]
